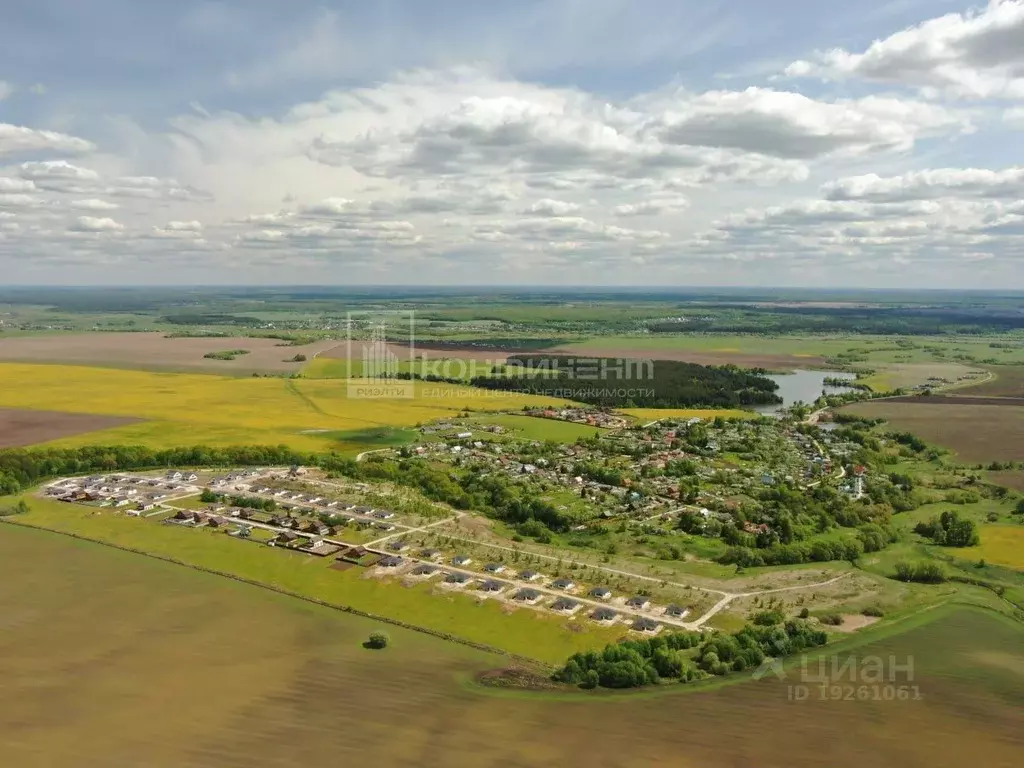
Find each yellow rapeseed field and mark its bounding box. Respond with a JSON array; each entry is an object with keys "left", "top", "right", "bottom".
[{"left": 0, "top": 363, "right": 568, "bottom": 451}]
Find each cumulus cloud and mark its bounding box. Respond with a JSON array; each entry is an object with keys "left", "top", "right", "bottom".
[
  {"left": 0, "top": 177, "right": 36, "bottom": 193},
  {"left": 527, "top": 198, "right": 581, "bottom": 216},
  {"left": 613, "top": 196, "right": 690, "bottom": 216},
  {"left": 164, "top": 220, "right": 203, "bottom": 231},
  {"left": 20, "top": 160, "right": 100, "bottom": 192},
  {"left": 69, "top": 216, "right": 124, "bottom": 232},
  {"left": 651, "top": 88, "right": 971, "bottom": 158},
  {"left": 69, "top": 198, "right": 119, "bottom": 211},
  {"left": 822, "top": 167, "right": 1024, "bottom": 201},
  {"left": 785, "top": 0, "right": 1024, "bottom": 99},
  {"left": 0, "top": 123, "right": 95, "bottom": 156}
]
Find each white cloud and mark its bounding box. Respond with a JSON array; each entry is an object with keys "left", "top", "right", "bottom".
[
  {"left": 613, "top": 196, "right": 690, "bottom": 216},
  {"left": 20, "top": 160, "right": 100, "bottom": 192},
  {"left": 0, "top": 123, "right": 95, "bottom": 156},
  {"left": 1005, "top": 106, "right": 1024, "bottom": 125},
  {"left": 822, "top": 167, "right": 1024, "bottom": 201},
  {"left": 527, "top": 198, "right": 581, "bottom": 216},
  {"left": 0, "top": 193, "right": 43, "bottom": 208},
  {"left": 786, "top": 0, "right": 1024, "bottom": 99},
  {"left": 69, "top": 198, "right": 119, "bottom": 211},
  {"left": 69, "top": 216, "right": 124, "bottom": 232},
  {"left": 651, "top": 88, "right": 972, "bottom": 158},
  {"left": 164, "top": 220, "right": 203, "bottom": 231},
  {"left": 0, "top": 177, "right": 36, "bottom": 193}
]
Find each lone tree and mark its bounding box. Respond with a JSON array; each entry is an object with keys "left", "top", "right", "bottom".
[{"left": 366, "top": 631, "right": 390, "bottom": 649}]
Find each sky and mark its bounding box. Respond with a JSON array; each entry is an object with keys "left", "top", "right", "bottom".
[{"left": 1, "top": 0, "right": 1023, "bottom": 288}]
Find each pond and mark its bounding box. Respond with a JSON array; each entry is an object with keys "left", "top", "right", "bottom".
[{"left": 755, "top": 369, "right": 857, "bottom": 415}]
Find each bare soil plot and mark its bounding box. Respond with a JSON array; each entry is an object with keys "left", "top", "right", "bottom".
[
  {"left": 987, "top": 470, "right": 1024, "bottom": 492},
  {"left": 321, "top": 341, "right": 511, "bottom": 363},
  {"left": 883, "top": 395, "right": 1024, "bottom": 407},
  {"left": 0, "top": 407, "right": 141, "bottom": 447},
  {"left": 2, "top": 527, "right": 1021, "bottom": 768},
  {"left": 0, "top": 332, "right": 338, "bottom": 373},
  {"left": 959, "top": 365, "right": 1024, "bottom": 397},
  {"left": 844, "top": 401, "right": 1024, "bottom": 463}
]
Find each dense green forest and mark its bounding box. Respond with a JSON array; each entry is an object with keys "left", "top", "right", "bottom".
[{"left": 468, "top": 355, "right": 782, "bottom": 408}]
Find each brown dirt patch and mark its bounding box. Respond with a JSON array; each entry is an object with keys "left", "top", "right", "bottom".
[
  {"left": 0, "top": 332, "right": 338, "bottom": 373},
  {"left": 0, "top": 407, "right": 142, "bottom": 447},
  {"left": 321, "top": 341, "right": 511, "bottom": 363},
  {"left": 844, "top": 401, "right": 1024, "bottom": 463},
  {"left": 986, "top": 470, "right": 1024, "bottom": 492},
  {"left": 881, "top": 395, "right": 1024, "bottom": 407},
  {"left": 829, "top": 615, "right": 881, "bottom": 633},
  {"left": 958, "top": 366, "right": 1024, "bottom": 398}
]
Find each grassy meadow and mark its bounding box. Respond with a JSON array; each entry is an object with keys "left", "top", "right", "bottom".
[
  {"left": 0, "top": 363, "right": 569, "bottom": 453},
  {"left": 2, "top": 494, "right": 623, "bottom": 663},
  {"left": 1, "top": 523, "right": 1021, "bottom": 767}
]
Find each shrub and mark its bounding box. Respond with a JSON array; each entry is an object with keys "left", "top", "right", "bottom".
[
  {"left": 366, "top": 631, "right": 390, "bottom": 649},
  {"left": 820, "top": 614, "right": 843, "bottom": 626},
  {"left": 861, "top": 605, "right": 884, "bottom": 617},
  {"left": 798, "top": 607, "right": 810, "bottom": 619}
]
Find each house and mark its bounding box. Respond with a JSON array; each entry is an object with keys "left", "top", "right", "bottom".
[
  {"left": 444, "top": 572, "right": 471, "bottom": 585},
  {"left": 483, "top": 563, "right": 506, "bottom": 574},
  {"left": 420, "top": 548, "right": 442, "bottom": 560},
  {"left": 626, "top": 596, "right": 651, "bottom": 610},
  {"left": 633, "top": 618, "right": 660, "bottom": 633},
  {"left": 479, "top": 579, "right": 506, "bottom": 593},
  {"left": 589, "top": 587, "right": 612, "bottom": 600},
  {"left": 166, "top": 470, "right": 183, "bottom": 481},
  {"left": 124, "top": 507, "right": 143, "bottom": 517},
  {"left": 452, "top": 555, "right": 472, "bottom": 567},
  {"left": 551, "top": 578, "right": 575, "bottom": 591},
  {"left": 518, "top": 569, "right": 541, "bottom": 582},
  {"left": 664, "top": 604, "right": 689, "bottom": 618},
  {"left": 274, "top": 531, "right": 300, "bottom": 545},
  {"left": 551, "top": 598, "right": 580, "bottom": 613},
  {"left": 372, "top": 510, "right": 396, "bottom": 520},
  {"left": 379, "top": 555, "right": 404, "bottom": 568},
  {"left": 305, "top": 539, "right": 340, "bottom": 557},
  {"left": 388, "top": 540, "right": 410, "bottom": 552},
  {"left": 591, "top": 607, "right": 617, "bottom": 622},
  {"left": 411, "top": 564, "right": 439, "bottom": 577},
  {"left": 513, "top": 588, "right": 542, "bottom": 603},
  {"left": 182, "top": 472, "right": 199, "bottom": 482}
]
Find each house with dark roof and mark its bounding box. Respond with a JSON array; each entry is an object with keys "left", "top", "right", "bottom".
[
  {"left": 551, "top": 578, "right": 576, "bottom": 591},
  {"left": 513, "top": 588, "right": 542, "bottom": 603},
  {"left": 410, "top": 564, "right": 439, "bottom": 577},
  {"left": 388, "top": 540, "right": 410, "bottom": 552},
  {"left": 479, "top": 579, "right": 506, "bottom": 593},
  {"left": 517, "top": 569, "right": 541, "bottom": 582},
  {"left": 451, "top": 555, "right": 472, "bottom": 567},
  {"left": 632, "top": 617, "right": 660, "bottom": 633},
  {"left": 551, "top": 598, "right": 580, "bottom": 612},
  {"left": 483, "top": 562, "right": 506, "bottom": 574},
  {"left": 378, "top": 555, "right": 404, "bottom": 568},
  {"left": 589, "top": 586, "right": 612, "bottom": 600},
  {"left": 591, "top": 607, "right": 617, "bottom": 622},
  {"left": 444, "top": 572, "right": 471, "bottom": 585},
  {"left": 664, "top": 604, "right": 689, "bottom": 618},
  {"left": 626, "top": 596, "right": 651, "bottom": 610},
  {"left": 420, "top": 548, "right": 442, "bottom": 560}
]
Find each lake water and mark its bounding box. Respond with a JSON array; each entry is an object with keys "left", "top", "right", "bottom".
[{"left": 755, "top": 370, "right": 857, "bottom": 414}]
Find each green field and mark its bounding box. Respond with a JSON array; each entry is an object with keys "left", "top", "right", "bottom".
[
  {"left": 0, "top": 363, "right": 570, "bottom": 453},
  {"left": 2, "top": 495, "right": 621, "bottom": 664},
  {"left": 1, "top": 524, "right": 1021, "bottom": 768}
]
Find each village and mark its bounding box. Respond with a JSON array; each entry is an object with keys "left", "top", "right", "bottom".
[{"left": 36, "top": 408, "right": 870, "bottom": 638}]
